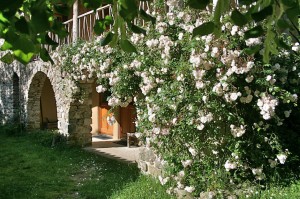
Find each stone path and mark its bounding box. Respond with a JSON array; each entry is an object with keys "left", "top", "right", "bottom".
[{"left": 84, "top": 135, "right": 140, "bottom": 164}]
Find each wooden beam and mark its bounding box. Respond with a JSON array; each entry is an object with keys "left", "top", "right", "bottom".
[{"left": 72, "top": 0, "right": 78, "bottom": 43}]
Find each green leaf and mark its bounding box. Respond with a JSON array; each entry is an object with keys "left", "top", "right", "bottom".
[
  {"left": 94, "top": 15, "right": 114, "bottom": 35},
  {"left": 244, "top": 25, "right": 264, "bottom": 39},
  {"left": 104, "top": 15, "right": 114, "bottom": 26},
  {"left": 251, "top": 5, "right": 273, "bottom": 22},
  {"left": 2, "top": 31, "right": 36, "bottom": 54},
  {"left": 0, "top": 0, "right": 23, "bottom": 18},
  {"left": 44, "top": 34, "right": 59, "bottom": 46},
  {"left": 15, "top": 17, "right": 29, "bottom": 34},
  {"left": 285, "top": 7, "right": 299, "bottom": 25},
  {"left": 13, "top": 50, "right": 34, "bottom": 65},
  {"left": 214, "top": 0, "right": 229, "bottom": 37},
  {"left": 31, "top": 2, "right": 51, "bottom": 33},
  {"left": 192, "top": 21, "right": 215, "bottom": 38},
  {"left": 1, "top": 41, "right": 13, "bottom": 51},
  {"left": 54, "top": 4, "right": 70, "bottom": 16},
  {"left": 119, "top": 0, "right": 138, "bottom": 22},
  {"left": 244, "top": 45, "right": 261, "bottom": 55},
  {"left": 231, "top": 9, "right": 248, "bottom": 26},
  {"left": 94, "top": 20, "right": 106, "bottom": 35},
  {"left": 263, "top": 29, "right": 278, "bottom": 63},
  {"left": 40, "top": 48, "right": 54, "bottom": 64},
  {"left": 51, "top": 21, "right": 68, "bottom": 38},
  {"left": 139, "top": 9, "right": 156, "bottom": 25},
  {"left": 187, "top": 0, "right": 210, "bottom": 10},
  {"left": 276, "top": 17, "right": 291, "bottom": 31},
  {"left": 120, "top": 39, "right": 137, "bottom": 53},
  {"left": 101, "top": 32, "right": 114, "bottom": 46},
  {"left": 128, "top": 23, "right": 146, "bottom": 35},
  {"left": 82, "top": 0, "right": 102, "bottom": 9},
  {"left": 0, "top": 12, "right": 9, "bottom": 23},
  {"left": 280, "top": 0, "right": 297, "bottom": 7},
  {"left": 0, "top": 52, "right": 14, "bottom": 64},
  {"left": 275, "top": 38, "right": 291, "bottom": 50},
  {"left": 119, "top": 0, "right": 138, "bottom": 10},
  {"left": 15, "top": 37, "right": 36, "bottom": 54},
  {"left": 238, "top": 0, "right": 257, "bottom": 5}
]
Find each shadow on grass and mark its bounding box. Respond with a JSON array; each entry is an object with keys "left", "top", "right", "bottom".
[{"left": 0, "top": 126, "right": 142, "bottom": 199}]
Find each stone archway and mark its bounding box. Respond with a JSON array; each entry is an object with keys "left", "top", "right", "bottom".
[
  {"left": 12, "top": 73, "right": 20, "bottom": 122},
  {"left": 27, "top": 71, "right": 58, "bottom": 129}
]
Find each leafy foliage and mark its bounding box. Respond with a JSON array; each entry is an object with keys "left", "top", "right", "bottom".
[
  {"left": 0, "top": 0, "right": 299, "bottom": 64},
  {"left": 52, "top": 1, "right": 300, "bottom": 197}
]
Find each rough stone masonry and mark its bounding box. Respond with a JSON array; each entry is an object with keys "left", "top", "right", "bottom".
[{"left": 0, "top": 59, "right": 92, "bottom": 146}]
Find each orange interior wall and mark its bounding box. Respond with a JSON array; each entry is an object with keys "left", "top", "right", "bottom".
[{"left": 40, "top": 78, "right": 57, "bottom": 123}]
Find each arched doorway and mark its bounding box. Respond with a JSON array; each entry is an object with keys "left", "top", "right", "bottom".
[
  {"left": 97, "top": 92, "right": 137, "bottom": 140},
  {"left": 27, "top": 72, "right": 58, "bottom": 129},
  {"left": 12, "top": 73, "right": 20, "bottom": 122},
  {"left": 40, "top": 78, "right": 58, "bottom": 129}
]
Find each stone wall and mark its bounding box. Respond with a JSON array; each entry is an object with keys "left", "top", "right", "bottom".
[
  {"left": 138, "top": 147, "right": 164, "bottom": 177},
  {"left": 138, "top": 147, "right": 193, "bottom": 199},
  {"left": 0, "top": 60, "right": 92, "bottom": 146}
]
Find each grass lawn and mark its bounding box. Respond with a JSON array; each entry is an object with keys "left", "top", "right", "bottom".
[{"left": 0, "top": 128, "right": 173, "bottom": 199}]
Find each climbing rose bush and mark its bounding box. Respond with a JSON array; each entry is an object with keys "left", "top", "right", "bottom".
[{"left": 52, "top": 0, "right": 300, "bottom": 197}]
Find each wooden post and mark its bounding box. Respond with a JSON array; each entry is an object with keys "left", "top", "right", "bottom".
[{"left": 72, "top": 0, "right": 78, "bottom": 43}]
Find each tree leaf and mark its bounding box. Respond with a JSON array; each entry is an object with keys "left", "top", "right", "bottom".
[
  {"left": 128, "top": 23, "right": 146, "bottom": 35},
  {"left": 94, "top": 20, "right": 106, "bottom": 35},
  {"left": 214, "top": 0, "right": 229, "bottom": 37},
  {"left": 263, "top": 29, "right": 278, "bottom": 63},
  {"left": 44, "top": 34, "right": 59, "bottom": 46},
  {"left": 0, "top": 12, "right": 9, "bottom": 23},
  {"left": 0, "top": 52, "right": 14, "bottom": 64},
  {"left": 54, "top": 4, "right": 70, "bottom": 16},
  {"left": 104, "top": 15, "right": 114, "bottom": 26},
  {"left": 82, "top": 0, "right": 102, "bottom": 9},
  {"left": 285, "top": 7, "right": 299, "bottom": 26},
  {"left": 40, "top": 48, "right": 54, "bottom": 64},
  {"left": 119, "top": 0, "right": 138, "bottom": 22},
  {"left": 19, "top": 38, "right": 36, "bottom": 54},
  {"left": 0, "top": 41, "right": 13, "bottom": 51},
  {"left": 120, "top": 39, "right": 137, "bottom": 53},
  {"left": 280, "top": 0, "right": 297, "bottom": 7},
  {"left": 231, "top": 9, "right": 248, "bottom": 26},
  {"left": 275, "top": 37, "right": 291, "bottom": 50},
  {"left": 101, "top": 32, "right": 114, "bottom": 46},
  {"left": 244, "top": 45, "right": 261, "bottom": 55},
  {"left": 244, "top": 25, "right": 264, "bottom": 39},
  {"left": 51, "top": 20, "right": 68, "bottom": 38},
  {"left": 0, "top": 0, "right": 23, "bottom": 18},
  {"left": 251, "top": 5, "right": 273, "bottom": 22},
  {"left": 238, "top": 0, "right": 257, "bottom": 6},
  {"left": 139, "top": 9, "right": 156, "bottom": 25},
  {"left": 192, "top": 21, "right": 215, "bottom": 38},
  {"left": 119, "top": 0, "right": 138, "bottom": 10},
  {"left": 276, "top": 17, "right": 291, "bottom": 31},
  {"left": 187, "top": 0, "right": 210, "bottom": 10},
  {"left": 15, "top": 17, "right": 29, "bottom": 34},
  {"left": 31, "top": 0, "right": 51, "bottom": 33},
  {"left": 13, "top": 50, "right": 34, "bottom": 65}
]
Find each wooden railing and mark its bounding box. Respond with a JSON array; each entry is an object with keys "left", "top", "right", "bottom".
[
  {"left": 49, "top": 2, "right": 150, "bottom": 47},
  {"left": 49, "top": 4, "right": 112, "bottom": 46}
]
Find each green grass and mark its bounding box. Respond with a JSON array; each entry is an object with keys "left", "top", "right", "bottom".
[
  {"left": 246, "top": 182, "right": 300, "bottom": 199},
  {"left": 0, "top": 128, "right": 172, "bottom": 199}
]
